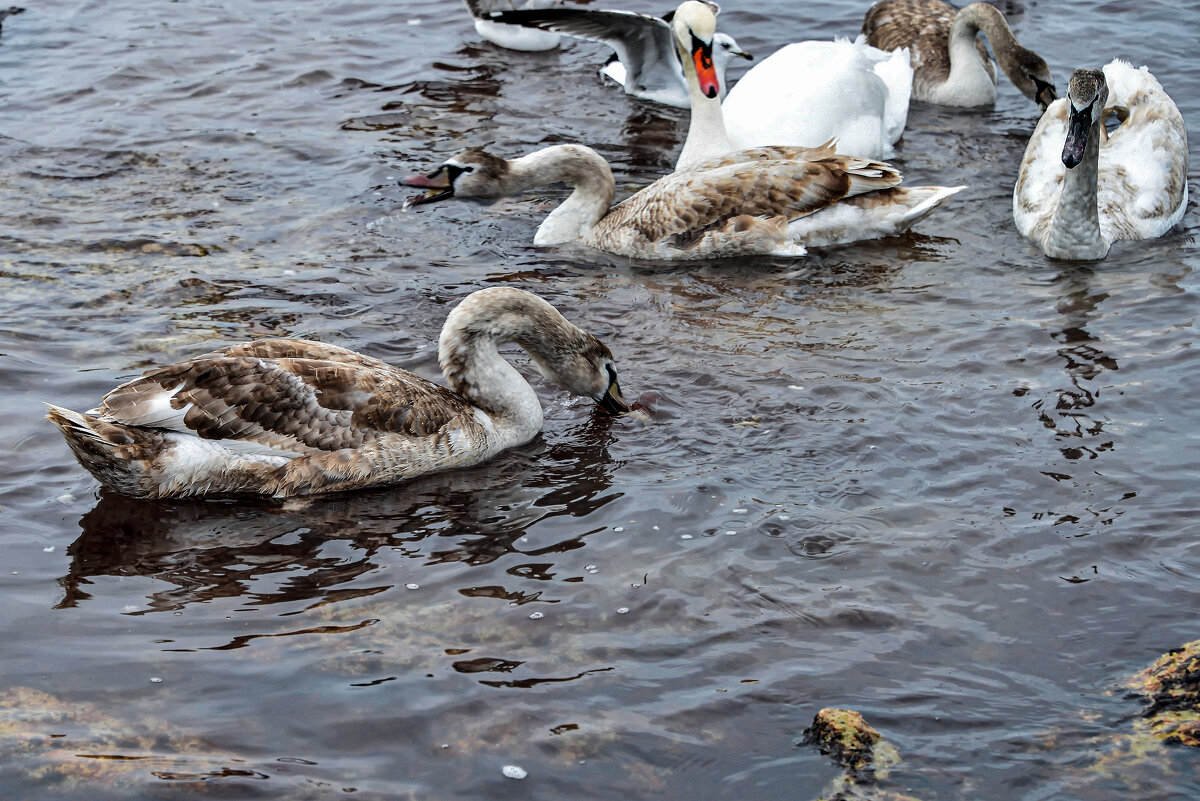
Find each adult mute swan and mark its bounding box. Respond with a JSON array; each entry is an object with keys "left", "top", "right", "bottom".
[
  {"left": 862, "top": 0, "right": 1056, "bottom": 108},
  {"left": 47, "top": 288, "right": 630, "bottom": 498},
  {"left": 1013, "top": 61, "right": 1188, "bottom": 260},
  {"left": 485, "top": 3, "right": 751, "bottom": 107}
]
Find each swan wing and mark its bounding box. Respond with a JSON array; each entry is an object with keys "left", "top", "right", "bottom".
[
  {"left": 94, "top": 339, "right": 470, "bottom": 457},
  {"left": 598, "top": 149, "right": 903, "bottom": 247},
  {"left": 1098, "top": 60, "right": 1189, "bottom": 241},
  {"left": 862, "top": 0, "right": 955, "bottom": 82}
]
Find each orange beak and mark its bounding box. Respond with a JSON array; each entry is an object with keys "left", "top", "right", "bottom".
[{"left": 691, "top": 35, "right": 719, "bottom": 99}]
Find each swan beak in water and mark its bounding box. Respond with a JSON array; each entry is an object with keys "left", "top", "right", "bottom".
[
  {"left": 1061, "top": 98, "right": 1094, "bottom": 169},
  {"left": 401, "top": 167, "right": 455, "bottom": 208},
  {"left": 596, "top": 368, "right": 631, "bottom": 415},
  {"left": 690, "top": 33, "right": 720, "bottom": 99},
  {"left": 1034, "top": 78, "right": 1057, "bottom": 111}
]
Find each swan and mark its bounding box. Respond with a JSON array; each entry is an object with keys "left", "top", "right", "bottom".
[
  {"left": 464, "top": 0, "right": 562, "bottom": 52},
  {"left": 46, "top": 288, "right": 631, "bottom": 499},
  {"left": 484, "top": 3, "right": 751, "bottom": 108},
  {"left": 673, "top": 2, "right": 910, "bottom": 168},
  {"left": 1013, "top": 61, "right": 1188, "bottom": 260},
  {"left": 861, "top": 0, "right": 1056, "bottom": 109},
  {"left": 720, "top": 37, "right": 913, "bottom": 160},
  {"left": 402, "top": 140, "right": 964, "bottom": 260}
]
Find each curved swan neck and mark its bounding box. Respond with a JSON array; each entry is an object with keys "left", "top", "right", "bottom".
[
  {"left": 437, "top": 288, "right": 590, "bottom": 440},
  {"left": 505, "top": 146, "right": 615, "bottom": 245},
  {"left": 957, "top": 3, "right": 1034, "bottom": 78},
  {"left": 943, "top": 4, "right": 1003, "bottom": 96},
  {"left": 1045, "top": 120, "right": 1105, "bottom": 259}
]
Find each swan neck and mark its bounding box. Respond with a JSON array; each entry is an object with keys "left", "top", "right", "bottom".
[
  {"left": 1046, "top": 121, "right": 1105, "bottom": 258},
  {"left": 675, "top": 37, "right": 735, "bottom": 171},
  {"left": 962, "top": 2, "right": 1028, "bottom": 79},
  {"left": 508, "top": 146, "right": 614, "bottom": 245}
]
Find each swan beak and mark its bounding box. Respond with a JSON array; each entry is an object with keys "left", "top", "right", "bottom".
[
  {"left": 1061, "top": 100, "right": 1094, "bottom": 169},
  {"left": 596, "top": 378, "right": 631, "bottom": 415},
  {"left": 401, "top": 167, "right": 454, "bottom": 208},
  {"left": 1034, "top": 78, "right": 1057, "bottom": 111},
  {"left": 690, "top": 34, "right": 720, "bottom": 99}
]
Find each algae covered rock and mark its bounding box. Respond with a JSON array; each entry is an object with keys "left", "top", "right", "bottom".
[{"left": 1126, "top": 638, "right": 1200, "bottom": 747}]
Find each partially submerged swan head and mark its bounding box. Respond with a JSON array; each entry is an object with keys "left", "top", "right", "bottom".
[
  {"left": 439, "top": 287, "right": 631, "bottom": 415},
  {"left": 1009, "top": 46, "right": 1057, "bottom": 110},
  {"left": 1061, "top": 68, "right": 1107, "bottom": 169},
  {"left": 671, "top": 1, "right": 721, "bottom": 100},
  {"left": 402, "top": 149, "right": 511, "bottom": 207}
]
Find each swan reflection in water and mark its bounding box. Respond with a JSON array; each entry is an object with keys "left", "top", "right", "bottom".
[{"left": 55, "top": 413, "right": 625, "bottom": 614}]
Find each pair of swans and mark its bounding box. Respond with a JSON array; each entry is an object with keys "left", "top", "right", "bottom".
[
  {"left": 406, "top": 2, "right": 963, "bottom": 261},
  {"left": 48, "top": 288, "right": 631, "bottom": 499}
]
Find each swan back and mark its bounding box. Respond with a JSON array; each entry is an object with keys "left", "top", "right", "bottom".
[{"left": 722, "top": 37, "right": 912, "bottom": 160}]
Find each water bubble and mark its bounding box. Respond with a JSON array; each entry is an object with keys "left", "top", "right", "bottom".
[
  {"left": 733, "top": 508, "right": 748, "bottom": 514},
  {"left": 680, "top": 534, "right": 693, "bottom": 540},
  {"left": 652, "top": 525, "right": 660, "bottom": 531},
  {"left": 405, "top": 583, "right": 420, "bottom": 590},
  {"left": 613, "top": 526, "right": 624, "bottom": 532},
  {"left": 42, "top": 546, "right": 55, "bottom": 553},
  {"left": 529, "top": 612, "right": 544, "bottom": 620},
  {"left": 502, "top": 765, "right": 527, "bottom": 780},
  {"left": 150, "top": 677, "right": 163, "bottom": 684},
  {"left": 725, "top": 530, "right": 737, "bottom": 536},
  {"left": 616, "top": 607, "right": 629, "bottom": 615}
]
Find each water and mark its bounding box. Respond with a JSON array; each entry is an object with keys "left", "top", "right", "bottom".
[{"left": 1, "top": 0, "right": 1198, "bottom": 798}]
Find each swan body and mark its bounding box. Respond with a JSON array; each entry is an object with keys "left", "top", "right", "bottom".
[
  {"left": 721, "top": 36, "right": 913, "bottom": 160},
  {"left": 1013, "top": 61, "right": 1188, "bottom": 260},
  {"left": 465, "top": 0, "right": 562, "bottom": 51},
  {"left": 486, "top": 4, "right": 752, "bottom": 107},
  {"left": 47, "top": 288, "right": 630, "bottom": 499},
  {"left": 862, "top": 0, "right": 1056, "bottom": 109}
]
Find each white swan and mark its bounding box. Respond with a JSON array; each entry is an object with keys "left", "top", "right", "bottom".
[
  {"left": 1013, "top": 61, "right": 1188, "bottom": 260},
  {"left": 46, "top": 288, "right": 630, "bottom": 499},
  {"left": 720, "top": 36, "right": 913, "bottom": 160},
  {"left": 862, "top": 0, "right": 1056, "bottom": 108},
  {"left": 484, "top": 3, "right": 752, "bottom": 108},
  {"left": 465, "top": 0, "right": 562, "bottom": 52}
]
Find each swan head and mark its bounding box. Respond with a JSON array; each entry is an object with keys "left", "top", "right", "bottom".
[
  {"left": 1061, "top": 68, "right": 1107, "bottom": 169},
  {"left": 670, "top": 1, "right": 721, "bottom": 99},
  {"left": 402, "top": 149, "right": 510, "bottom": 207},
  {"left": 1008, "top": 47, "right": 1057, "bottom": 110},
  {"left": 543, "top": 335, "right": 631, "bottom": 415}
]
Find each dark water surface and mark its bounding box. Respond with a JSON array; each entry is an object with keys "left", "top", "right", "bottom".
[{"left": 2, "top": 1, "right": 1198, "bottom": 798}]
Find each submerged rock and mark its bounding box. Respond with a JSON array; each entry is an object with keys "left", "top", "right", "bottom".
[{"left": 802, "top": 708, "right": 917, "bottom": 801}]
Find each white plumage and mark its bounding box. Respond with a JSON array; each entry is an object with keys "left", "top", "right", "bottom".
[{"left": 1013, "top": 60, "right": 1188, "bottom": 260}]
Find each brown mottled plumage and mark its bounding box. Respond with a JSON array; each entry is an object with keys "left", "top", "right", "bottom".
[
  {"left": 47, "top": 288, "right": 630, "bottom": 499},
  {"left": 862, "top": 0, "right": 1055, "bottom": 108}
]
